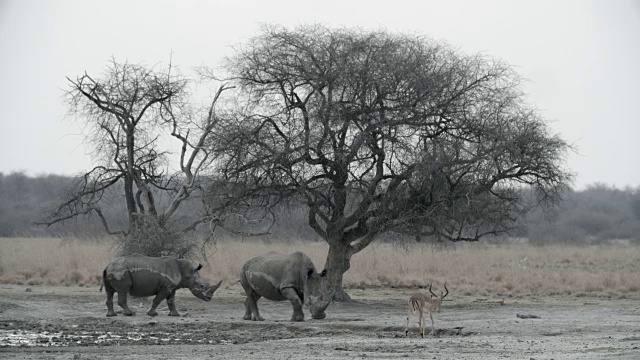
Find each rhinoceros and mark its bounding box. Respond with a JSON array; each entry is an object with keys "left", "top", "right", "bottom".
[
  {"left": 240, "top": 251, "right": 333, "bottom": 321},
  {"left": 100, "top": 255, "right": 222, "bottom": 317}
]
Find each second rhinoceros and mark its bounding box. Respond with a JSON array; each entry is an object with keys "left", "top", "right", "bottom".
[
  {"left": 100, "top": 255, "right": 221, "bottom": 317},
  {"left": 240, "top": 251, "right": 333, "bottom": 321}
]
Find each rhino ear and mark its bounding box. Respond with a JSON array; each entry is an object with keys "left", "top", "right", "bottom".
[
  {"left": 320, "top": 269, "right": 327, "bottom": 277},
  {"left": 195, "top": 264, "right": 203, "bottom": 272}
]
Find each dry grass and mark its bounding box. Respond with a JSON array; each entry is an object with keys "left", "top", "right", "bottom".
[
  {"left": 346, "top": 242, "right": 640, "bottom": 298},
  {"left": 1, "top": 237, "right": 639, "bottom": 298},
  {"left": 0, "top": 237, "right": 112, "bottom": 287}
]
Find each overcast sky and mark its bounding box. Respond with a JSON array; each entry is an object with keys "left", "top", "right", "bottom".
[{"left": 1, "top": 0, "right": 638, "bottom": 189}]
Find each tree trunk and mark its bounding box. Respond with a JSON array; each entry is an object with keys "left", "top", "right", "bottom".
[
  {"left": 324, "top": 242, "right": 353, "bottom": 302},
  {"left": 123, "top": 175, "right": 137, "bottom": 226}
]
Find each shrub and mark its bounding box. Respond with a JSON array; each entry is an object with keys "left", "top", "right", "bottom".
[{"left": 117, "top": 215, "right": 199, "bottom": 258}]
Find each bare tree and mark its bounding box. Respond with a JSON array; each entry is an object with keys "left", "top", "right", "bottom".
[
  {"left": 40, "top": 59, "right": 230, "bottom": 256},
  {"left": 216, "top": 25, "right": 573, "bottom": 300}
]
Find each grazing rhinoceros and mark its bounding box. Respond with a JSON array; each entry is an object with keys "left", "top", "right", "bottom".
[
  {"left": 100, "top": 255, "right": 222, "bottom": 317},
  {"left": 240, "top": 251, "right": 333, "bottom": 321}
]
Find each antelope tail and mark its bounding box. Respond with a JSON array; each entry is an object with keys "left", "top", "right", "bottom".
[{"left": 409, "top": 299, "right": 420, "bottom": 313}]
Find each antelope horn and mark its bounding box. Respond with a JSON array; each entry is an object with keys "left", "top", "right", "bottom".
[
  {"left": 428, "top": 282, "right": 437, "bottom": 298},
  {"left": 441, "top": 282, "right": 449, "bottom": 299}
]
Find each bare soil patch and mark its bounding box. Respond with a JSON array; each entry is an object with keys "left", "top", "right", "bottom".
[{"left": 1, "top": 285, "right": 639, "bottom": 359}]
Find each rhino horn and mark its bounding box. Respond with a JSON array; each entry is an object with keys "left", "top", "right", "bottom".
[
  {"left": 207, "top": 280, "right": 222, "bottom": 297},
  {"left": 212, "top": 280, "right": 222, "bottom": 292},
  {"left": 318, "top": 289, "right": 335, "bottom": 312}
]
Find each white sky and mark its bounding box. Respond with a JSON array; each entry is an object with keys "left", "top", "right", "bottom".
[{"left": 0, "top": 0, "right": 638, "bottom": 190}]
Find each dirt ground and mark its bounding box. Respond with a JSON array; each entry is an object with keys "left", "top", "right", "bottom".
[{"left": 0, "top": 284, "right": 638, "bottom": 359}]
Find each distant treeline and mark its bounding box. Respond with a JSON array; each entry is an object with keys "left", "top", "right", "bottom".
[
  {"left": 522, "top": 184, "right": 640, "bottom": 243},
  {"left": 1, "top": 172, "right": 639, "bottom": 243}
]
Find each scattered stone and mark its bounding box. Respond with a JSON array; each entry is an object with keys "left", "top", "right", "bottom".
[
  {"left": 25, "top": 288, "right": 32, "bottom": 292},
  {"left": 517, "top": 313, "right": 540, "bottom": 319}
]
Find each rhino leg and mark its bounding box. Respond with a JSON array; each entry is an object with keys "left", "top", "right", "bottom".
[
  {"left": 281, "top": 288, "right": 304, "bottom": 322},
  {"left": 243, "top": 291, "right": 264, "bottom": 321},
  {"left": 147, "top": 288, "right": 172, "bottom": 316},
  {"left": 105, "top": 285, "right": 117, "bottom": 317},
  {"left": 117, "top": 292, "right": 135, "bottom": 316},
  {"left": 166, "top": 290, "right": 180, "bottom": 316},
  {"left": 243, "top": 298, "right": 252, "bottom": 320}
]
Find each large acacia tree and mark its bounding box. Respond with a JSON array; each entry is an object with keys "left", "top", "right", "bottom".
[
  {"left": 41, "top": 59, "right": 230, "bottom": 256},
  {"left": 215, "top": 25, "right": 572, "bottom": 300}
]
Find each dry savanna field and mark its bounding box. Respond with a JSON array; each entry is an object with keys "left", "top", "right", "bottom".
[
  {"left": 1, "top": 237, "right": 639, "bottom": 298},
  {"left": 1, "top": 237, "right": 640, "bottom": 359}
]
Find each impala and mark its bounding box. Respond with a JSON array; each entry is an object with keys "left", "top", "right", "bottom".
[{"left": 405, "top": 283, "right": 449, "bottom": 337}]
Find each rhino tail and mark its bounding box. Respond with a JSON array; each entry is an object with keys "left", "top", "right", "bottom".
[{"left": 99, "top": 269, "right": 106, "bottom": 292}]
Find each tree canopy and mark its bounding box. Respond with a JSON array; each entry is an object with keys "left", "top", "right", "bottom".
[
  {"left": 37, "top": 25, "right": 573, "bottom": 298},
  {"left": 40, "top": 59, "right": 230, "bottom": 256},
  {"left": 215, "top": 25, "right": 573, "bottom": 299}
]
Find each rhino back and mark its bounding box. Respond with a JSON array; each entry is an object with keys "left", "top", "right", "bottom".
[{"left": 105, "top": 256, "right": 184, "bottom": 297}]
